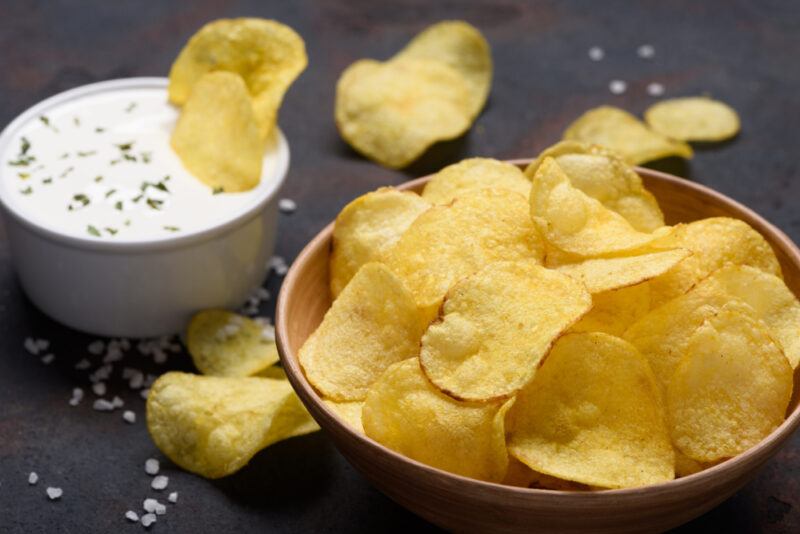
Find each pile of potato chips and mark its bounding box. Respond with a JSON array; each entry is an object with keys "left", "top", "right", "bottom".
[
  {"left": 169, "top": 18, "right": 307, "bottom": 192},
  {"left": 146, "top": 310, "right": 318, "bottom": 479},
  {"left": 300, "top": 141, "right": 799, "bottom": 490},
  {"left": 563, "top": 97, "right": 740, "bottom": 165},
  {"left": 335, "top": 21, "right": 492, "bottom": 169}
]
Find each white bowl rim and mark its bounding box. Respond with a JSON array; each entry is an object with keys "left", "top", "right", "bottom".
[{"left": 0, "top": 77, "right": 289, "bottom": 253}]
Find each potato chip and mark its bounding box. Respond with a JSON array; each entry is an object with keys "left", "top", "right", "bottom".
[
  {"left": 570, "top": 283, "right": 651, "bottom": 337},
  {"left": 169, "top": 18, "right": 307, "bottom": 138},
  {"left": 186, "top": 310, "right": 280, "bottom": 377},
  {"left": 647, "top": 217, "right": 782, "bottom": 306},
  {"left": 386, "top": 189, "right": 545, "bottom": 323},
  {"left": 146, "top": 372, "right": 319, "bottom": 479},
  {"left": 420, "top": 261, "right": 591, "bottom": 401},
  {"left": 362, "top": 358, "right": 512, "bottom": 482},
  {"left": 562, "top": 106, "right": 693, "bottom": 165},
  {"left": 556, "top": 249, "right": 689, "bottom": 294},
  {"left": 502, "top": 457, "right": 539, "bottom": 488},
  {"left": 299, "top": 263, "right": 423, "bottom": 401},
  {"left": 508, "top": 332, "right": 673, "bottom": 489},
  {"left": 530, "top": 158, "right": 671, "bottom": 257},
  {"left": 421, "top": 158, "right": 530, "bottom": 205},
  {"left": 171, "top": 71, "right": 263, "bottom": 192},
  {"left": 674, "top": 451, "right": 706, "bottom": 478},
  {"left": 330, "top": 187, "right": 430, "bottom": 298},
  {"left": 257, "top": 365, "right": 287, "bottom": 380},
  {"left": 667, "top": 308, "right": 792, "bottom": 462},
  {"left": 525, "top": 141, "right": 665, "bottom": 232},
  {"left": 394, "top": 20, "right": 491, "bottom": 116},
  {"left": 645, "top": 97, "right": 740, "bottom": 142},
  {"left": 323, "top": 400, "right": 364, "bottom": 434},
  {"left": 693, "top": 265, "right": 800, "bottom": 368},
  {"left": 335, "top": 57, "right": 473, "bottom": 168}
]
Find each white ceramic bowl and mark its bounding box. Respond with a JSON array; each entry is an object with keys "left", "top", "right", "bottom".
[{"left": 0, "top": 78, "right": 289, "bottom": 337}]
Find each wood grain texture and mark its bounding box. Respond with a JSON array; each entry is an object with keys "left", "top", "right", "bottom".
[{"left": 277, "top": 165, "right": 800, "bottom": 533}]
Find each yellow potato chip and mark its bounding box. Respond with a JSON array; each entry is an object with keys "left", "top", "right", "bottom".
[
  {"left": 508, "top": 332, "right": 674, "bottom": 489},
  {"left": 570, "top": 283, "right": 651, "bottom": 337},
  {"left": 299, "top": 263, "right": 423, "bottom": 401},
  {"left": 186, "top": 310, "right": 279, "bottom": 377},
  {"left": 525, "top": 141, "right": 665, "bottom": 232},
  {"left": 169, "top": 18, "right": 307, "bottom": 138},
  {"left": 421, "top": 158, "right": 530, "bottom": 205},
  {"left": 330, "top": 187, "right": 430, "bottom": 298},
  {"left": 556, "top": 249, "right": 689, "bottom": 294},
  {"left": 146, "top": 372, "right": 319, "bottom": 479},
  {"left": 257, "top": 365, "right": 287, "bottom": 380},
  {"left": 394, "top": 20, "right": 492, "bottom": 116},
  {"left": 645, "top": 97, "right": 740, "bottom": 142},
  {"left": 323, "top": 400, "right": 364, "bottom": 434},
  {"left": 693, "top": 265, "right": 800, "bottom": 368},
  {"left": 647, "top": 217, "right": 782, "bottom": 306},
  {"left": 420, "top": 261, "right": 591, "bottom": 401},
  {"left": 530, "top": 158, "right": 671, "bottom": 257},
  {"left": 562, "top": 106, "right": 693, "bottom": 165},
  {"left": 387, "top": 188, "right": 545, "bottom": 323},
  {"left": 335, "top": 57, "right": 473, "bottom": 168},
  {"left": 502, "top": 457, "right": 539, "bottom": 488},
  {"left": 362, "top": 358, "right": 512, "bottom": 482},
  {"left": 674, "top": 451, "right": 707, "bottom": 478},
  {"left": 667, "top": 308, "right": 792, "bottom": 462},
  {"left": 171, "top": 71, "right": 263, "bottom": 192}
]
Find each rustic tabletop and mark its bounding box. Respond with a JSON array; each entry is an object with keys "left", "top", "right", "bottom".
[{"left": 1, "top": 1, "right": 799, "bottom": 532}]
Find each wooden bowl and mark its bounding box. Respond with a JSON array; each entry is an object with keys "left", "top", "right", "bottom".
[{"left": 276, "top": 162, "right": 800, "bottom": 533}]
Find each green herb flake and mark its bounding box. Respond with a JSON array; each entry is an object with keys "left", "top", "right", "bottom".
[
  {"left": 212, "top": 186, "right": 224, "bottom": 195},
  {"left": 95, "top": 127, "right": 105, "bottom": 133},
  {"left": 59, "top": 166, "right": 74, "bottom": 179},
  {"left": 42, "top": 177, "right": 53, "bottom": 185},
  {"left": 141, "top": 151, "right": 152, "bottom": 164},
  {"left": 39, "top": 115, "right": 58, "bottom": 132},
  {"left": 68, "top": 193, "right": 90, "bottom": 211},
  {"left": 77, "top": 150, "right": 97, "bottom": 158},
  {"left": 17, "top": 172, "right": 30, "bottom": 180},
  {"left": 105, "top": 188, "right": 117, "bottom": 198},
  {"left": 125, "top": 102, "right": 137, "bottom": 113},
  {"left": 73, "top": 117, "right": 80, "bottom": 127},
  {"left": 87, "top": 225, "right": 101, "bottom": 237},
  {"left": 104, "top": 227, "right": 118, "bottom": 236},
  {"left": 146, "top": 198, "right": 164, "bottom": 210},
  {"left": 163, "top": 225, "right": 180, "bottom": 232},
  {"left": 94, "top": 175, "right": 103, "bottom": 183},
  {"left": 114, "top": 200, "right": 123, "bottom": 211},
  {"left": 124, "top": 219, "right": 131, "bottom": 227},
  {"left": 20, "top": 186, "right": 33, "bottom": 195},
  {"left": 116, "top": 142, "right": 134, "bottom": 151},
  {"left": 60, "top": 152, "right": 70, "bottom": 160}
]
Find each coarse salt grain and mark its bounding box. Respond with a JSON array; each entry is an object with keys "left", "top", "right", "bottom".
[
  {"left": 140, "top": 388, "right": 150, "bottom": 400},
  {"left": 122, "top": 410, "right": 136, "bottom": 424},
  {"left": 151, "top": 475, "right": 169, "bottom": 491},
  {"left": 24, "top": 337, "right": 39, "bottom": 355},
  {"left": 74, "top": 358, "right": 91, "bottom": 370},
  {"left": 140, "top": 513, "right": 157, "bottom": 527},
  {"left": 145, "top": 458, "right": 160, "bottom": 476},
  {"left": 36, "top": 339, "right": 50, "bottom": 351},
  {"left": 93, "top": 399, "right": 115, "bottom": 412},
  {"left": 588, "top": 46, "right": 604, "bottom": 61},
  {"left": 279, "top": 198, "right": 297, "bottom": 213},
  {"left": 40, "top": 353, "right": 55, "bottom": 365},
  {"left": 261, "top": 325, "right": 275, "bottom": 342},
  {"left": 129, "top": 371, "right": 144, "bottom": 390},
  {"left": 69, "top": 387, "right": 84, "bottom": 406},
  {"left": 46, "top": 487, "right": 63, "bottom": 500},
  {"left": 28, "top": 472, "right": 38, "bottom": 485},
  {"left": 125, "top": 510, "right": 139, "bottom": 522},
  {"left": 87, "top": 340, "right": 105, "bottom": 355},
  {"left": 92, "top": 382, "right": 107, "bottom": 396},
  {"left": 637, "top": 44, "right": 655, "bottom": 58},
  {"left": 168, "top": 492, "right": 178, "bottom": 504},
  {"left": 154, "top": 502, "right": 167, "bottom": 515},
  {"left": 111, "top": 396, "right": 124, "bottom": 408},
  {"left": 647, "top": 82, "right": 665, "bottom": 96},
  {"left": 269, "top": 256, "right": 288, "bottom": 276},
  {"left": 143, "top": 498, "right": 159, "bottom": 512},
  {"left": 609, "top": 80, "right": 627, "bottom": 95}
]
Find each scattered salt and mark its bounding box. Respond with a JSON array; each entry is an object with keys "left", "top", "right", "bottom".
[
  {"left": 74, "top": 358, "right": 91, "bottom": 370},
  {"left": 154, "top": 501, "right": 167, "bottom": 515},
  {"left": 69, "top": 387, "right": 84, "bottom": 406},
  {"left": 261, "top": 325, "right": 276, "bottom": 342},
  {"left": 36, "top": 339, "right": 50, "bottom": 352},
  {"left": 40, "top": 353, "right": 55, "bottom": 365},
  {"left": 92, "top": 382, "right": 107, "bottom": 396},
  {"left": 647, "top": 82, "right": 665, "bottom": 96},
  {"left": 151, "top": 475, "right": 169, "bottom": 491},
  {"left": 140, "top": 388, "right": 150, "bottom": 400},
  {"left": 588, "top": 46, "right": 604, "bottom": 61},
  {"left": 111, "top": 396, "right": 124, "bottom": 408},
  {"left": 87, "top": 340, "right": 105, "bottom": 355},
  {"left": 637, "top": 44, "right": 655, "bottom": 59},
  {"left": 24, "top": 337, "right": 39, "bottom": 355},
  {"left": 140, "top": 513, "right": 157, "bottom": 528},
  {"left": 125, "top": 510, "right": 139, "bottom": 522},
  {"left": 143, "top": 498, "right": 159, "bottom": 512},
  {"left": 46, "top": 487, "right": 63, "bottom": 500},
  {"left": 28, "top": 472, "right": 38, "bottom": 485},
  {"left": 269, "top": 256, "right": 288, "bottom": 276},
  {"left": 93, "top": 399, "right": 115, "bottom": 412},
  {"left": 129, "top": 371, "right": 144, "bottom": 390},
  {"left": 145, "top": 458, "right": 160, "bottom": 476},
  {"left": 122, "top": 410, "right": 136, "bottom": 424},
  {"left": 279, "top": 198, "right": 297, "bottom": 213},
  {"left": 609, "top": 80, "right": 627, "bottom": 95},
  {"left": 168, "top": 492, "right": 178, "bottom": 504}
]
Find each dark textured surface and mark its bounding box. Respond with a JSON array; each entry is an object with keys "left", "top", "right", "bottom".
[{"left": 1, "top": 1, "right": 799, "bottom": 532}]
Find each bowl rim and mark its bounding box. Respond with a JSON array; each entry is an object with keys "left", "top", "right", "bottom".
[
  {"left": 276, "top": 161, "right": 800, "bottom": 499},
  {"left": 0, "top": 77, "right": 290, "bottom": 253}
]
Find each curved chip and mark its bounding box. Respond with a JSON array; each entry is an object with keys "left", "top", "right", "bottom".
[
  {"left": 395, "top": 20, "right": 491, "bottom": 116},
  {"left": 562, "top": 106, "right": 693, "bottom": 165},
  {"left": 169, "top": 18, "right": 307, "bottom": 138},
  {"left": 525, "top": 141, "right": 665, "bottom": 232},
  {"left": 530, "top": 158, "right": 671, "bottom": 257},
  {"left": 171, "top": 71, "right": 263, "bottom": 192},
  {"left": 335, "top": 57, "right": 473, "bottom": 169},
  {"left": 570, "top": 282, "right": 651, "bottom": 337},
  {"left": 646, "top": 217, "right": 782, "bottom": 306},
  {"left": 146, "top": 372, "right": 319, "bottom": 479},
  {"left": 323, "top": 400, "right": 364, "bottom": 434},
  {"left": 421, "top": 158, "right": 530, "bottom": 205},
  {"left": 330, "top": 187, "right": 430, "bottom": 298},
  {"left": 299, "top": 263, "right": 423, "bottom": 401},
  {"left": 556, "top": 249, "right": 690, "bottom": 294},
  {"left": 420, "top": 261, "right": 591, "bottom": 401},
  {"left": 508, "top": 332, "right": 674, "bottom": 489},
  {"left": 386, "top": 188, "right": 545, "bottom": 323},
  {"left": 187, "top": 310, "right": 280, "bottom": 377},
  {"left": 644, "top": 97, "right": 740, "bottom": 142},
  {"left": 362, "top": 358, "right": 512, "bottom": 482},
  {"left": 667, "top": 308, "right": 792, "bottom": 462}
]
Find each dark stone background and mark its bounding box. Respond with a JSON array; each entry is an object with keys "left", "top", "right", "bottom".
[{"left": 1, "top": 1, "right": 799, "bottom": 532}]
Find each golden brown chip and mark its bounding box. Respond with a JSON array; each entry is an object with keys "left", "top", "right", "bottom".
[
  {"left": 562, "top": 106, "right": 693, "bottom": 164},
  {"left": 644, "top": 97, "right": 740, "bottom": 142},
  {"left": 187, "top": 310, "right": 280, "bottom": 377},
  {"left": 330, "top": 187, "right": 430, "bottom": 298},
  {"left": 508, "top": 332, "right": 674, "bottom": 489},
  {"left": 146, "top": 372, "right": 318, "bottom": 479},
  {"left": 299, "top": 263, "right": 423, "bottom": 401},
  {"left": 323, "top": 400, "right": 364, "bottom": 434},
  {"left": 667, "top": 307, "right": 792, "bottom": 462},
  {"left": 570, "top": 283, "right": 651, "bottom": 337},
  {"left": 386, "top": 188, "right": 545, "bottom": 323},
  {"left": 335, "top": 57, "right": 473, "bottom": 168},
  {"left": 529, "top": 158, "right": 671, "bottom": 257},
  {"left": 420, "top": 261, "right": 591, "bottom": 401},
  {"left": 646, "top": 217, "right": 782, "bottom": 306},
  {"left": 362, "top": 358, "right": 512, "bottom": 482},
  {"left": 395, "top": 20, "right": 491, "bottom": 116},
  {"left": 169, "top": 18, "right": 307, "bottom": 138},
  {"left": 171, "top": 71, "right": 263, "bottom": 192},
  {"left": 421, "top": 158, "right": 530, "bottom": 205},
  {"left": 525, "top": 141, "right": 665, "bottom": 232}
]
